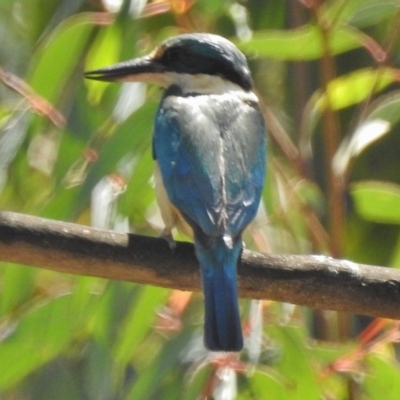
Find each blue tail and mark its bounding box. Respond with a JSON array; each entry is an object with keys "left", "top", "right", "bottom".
[{"left": 195, "top": 237, "right": 243, "bottom": 352}]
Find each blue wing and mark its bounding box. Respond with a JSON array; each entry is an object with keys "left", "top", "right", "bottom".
[
  {"left": 153, "top": 90, "right": 266, "bottom": 242},
  {"left": 153, "top": 88, "right": 266, "bottom": 351}
]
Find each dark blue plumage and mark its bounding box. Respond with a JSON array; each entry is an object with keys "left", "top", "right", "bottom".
[
  {"left": 85, "top": 33, "right": 266, "bottom": 351},
  {"left": 195, "top": 237, "right": 243, "bottom": 350},
  {"left": 154, "top": 84, "right": 265, "bottom": 351}
]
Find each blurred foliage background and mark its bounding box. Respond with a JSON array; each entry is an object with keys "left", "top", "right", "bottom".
[{"left": 2, "top": 0, "right": 400, "bottom": 398}]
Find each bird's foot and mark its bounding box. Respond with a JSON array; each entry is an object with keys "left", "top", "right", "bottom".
[{"left": 160, "top": 229, "right": 176, "bottom": 250}]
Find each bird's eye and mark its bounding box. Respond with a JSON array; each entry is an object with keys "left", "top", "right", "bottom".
[{"left": 162, "top": 48, "right": 187, "bottom": 66}]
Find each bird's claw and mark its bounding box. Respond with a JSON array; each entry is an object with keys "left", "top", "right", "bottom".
[{"left": 160, "top": 230, "right": 177, "bottom": 250}]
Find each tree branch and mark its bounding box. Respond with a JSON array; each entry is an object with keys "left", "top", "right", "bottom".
[{"left": 1, "top": 211, "right": 400, "bottom": 319}]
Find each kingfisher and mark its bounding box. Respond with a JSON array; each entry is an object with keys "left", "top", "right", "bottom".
[{"left": 84, "top": 33, "right": 266, "bottom": 351}]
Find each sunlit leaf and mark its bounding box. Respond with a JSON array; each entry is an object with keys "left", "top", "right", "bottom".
[
  {"left": 249, "top": 368, "right": 289, "bottom": 400},
  {"left": 333, "top": 119, "right": 391, "bottom": 176},
  {"left": 316, "top": 68, "right": 397, "bottom": 111},
  {"left": 389, "top": 232, "right": 400, "bottom": 268},
  {"left": 267, "top": 326, "right": 321, "bottom": 399},
  {"left": 301, "top": 68, "right": 397, "bottom": 143},
  {"left": 364, "top": 355, "right": 400, "bottom": 399},
  {"left": 28, "top": 13, "right": 97, "bottom": 103},
  {"left": 351, "top": 181, "right": 400, "bottom": 224},
  {"left": 85, "top": 25, "right": 122, "bottom": 104},
  {"left": 239, "top": 25, "right": 363, "bottom": 60},
  {"left": 0, "top": 263, "right": 34, "bottom": 317},
  {"left": 39, "top": 186, "right": 81, "bottom": 220}
]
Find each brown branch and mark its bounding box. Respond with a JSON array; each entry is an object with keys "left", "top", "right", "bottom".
[
  {"left": 314, "top": 6, "right": 345, "bottom": 259},
  {"left": 0, "top": 211, "right": 400, "bottom": 320}
]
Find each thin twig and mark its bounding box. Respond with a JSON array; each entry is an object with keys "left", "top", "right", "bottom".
[
  {"left": 0, "top": 66, "right": 65, "bottom": 128},
  {"left": 313, "top": 4, "right": 344, "bottom": 258}
]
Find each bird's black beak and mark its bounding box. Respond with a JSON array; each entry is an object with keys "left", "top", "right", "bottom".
[{"left": 84, "top": 56, "right": 165, "bottom": 82}]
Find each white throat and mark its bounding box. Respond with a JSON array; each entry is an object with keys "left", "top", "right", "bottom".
[
  {"left": 121, "top": 71, "right": 246, "bottom": 95},
  {"left": 163, "top": 72, "right": 246, "bottom": 95}
]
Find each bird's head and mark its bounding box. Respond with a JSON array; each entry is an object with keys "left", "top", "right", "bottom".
[{"left": 84, "top": 33, "right": 253, "bottom": 93}]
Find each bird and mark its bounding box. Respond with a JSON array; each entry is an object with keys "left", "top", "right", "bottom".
[{"left": 84, "top": 33, "right": 266, "bottom": 351}]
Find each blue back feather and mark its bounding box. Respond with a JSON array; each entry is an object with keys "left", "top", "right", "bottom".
[{"left": 154, "top": 87, "right": 266, "bottom": 351}]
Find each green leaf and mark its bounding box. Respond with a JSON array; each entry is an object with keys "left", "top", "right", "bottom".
[
  {"left": 0, "top": 263, "right": 35, "bottom": 317},
  {"left": 182, "top": 365, "right": 211, "bottom": 400},
  {"left": 114, "top": 286, "right": 170, "bottom": 364},
  {"left": 390, "top": 233, "right": 400, "bottom": 268},
  {"left": 84, "top": 340, "right": 114, "bottom": 400},
  {"left": 333, "top": 119, "right": 391, "bottom": 176},
  {"left": 325, "top": 0, "right": 400, "bottom": 28},
  {"left": 239, "top": 25, "right": 363, "bottom": 60},
  {"left": 301, "top": 68, "right": 396, "bottom": 142},
  {"left": 39, "top": 186, "right": 81, "bottom": 220},
  {"left": 75, "top": 100, "right": 157, "bottom": 212},
  {"left": 118, "top": 146, "right": 154, "bottom": 222},
  {"left": 316, "top": 68, "right": 396, "bottom": 111},
  {"left": 26, "top": 358, "right": 81, "bottom": 400},
  {"left": 0, "top": 293, "right": 97, "bottom": 389},
  {"left": 28, "top": 13, "right": 97, "bottom": 103},
  {"left": 249, "top": 368, "right": 289, "bottom": 400},
  {"left": 85, "top": 25, "right": 122, "bottom": 104},
  {"left": 366, "top": 90, "right": 400, "bottom": 126},
  {"left": 351, "top": 181, "right": 400, "bottom": 224},
  {"left": 364, "top": 355, "right": 400, "bottom": 399},
  {"left": 267, "top": 326, "right": 321, "bottom": 399},
  {"left": 124, "top": 328, "right": 195, "bottom": 400}
]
